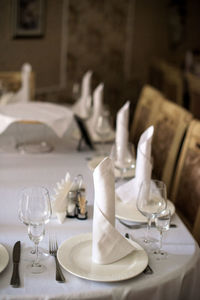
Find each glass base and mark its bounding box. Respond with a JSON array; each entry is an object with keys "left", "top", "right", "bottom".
[
  {"left": 26, "top": 262, "right": 46, "bottom": 274},
  {"left": 153, "top": 249, "right": 168, "bottom": 260},
  {"left": 17, "top": 141, "right": 53, "bottom": 154}
]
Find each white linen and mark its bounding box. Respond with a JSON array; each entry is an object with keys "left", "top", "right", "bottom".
[
  {"left": 115, "top": 101, "right": 130, "bottom": 165},
  {"left": 51, "top": 172, "right": 72, "bottom": 223},
  {"left": 92, "top": 157, "right": 134, "bottom": 264},
  {"left": 72, "top": 70, "right": 92, "bottom": 118},
  {"left": 0, "top": 101, "right": 74, "bottom": 138},
  {"left": 116, "top": 126, "right": 154, "bottom": 203},
  {"left": 0, "top": 131, "right": 200, "bottom": 299}
]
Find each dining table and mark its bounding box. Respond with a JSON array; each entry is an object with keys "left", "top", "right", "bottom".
[{"left": 0, "top": 119, "right": 200, "bottom": 300}]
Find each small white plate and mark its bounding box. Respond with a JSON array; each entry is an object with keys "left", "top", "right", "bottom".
[
  {"left": 57, "top": 233, "right": 148, "bottom": 282},
  {"left": 88, "top": 157, "right": 135, "bottom": 179},
  {"left": 0, "top": 244, "right": 9, "bottom": 273},
  {"left": 116, "top": 197, "right": 175, "bottom": 223}
]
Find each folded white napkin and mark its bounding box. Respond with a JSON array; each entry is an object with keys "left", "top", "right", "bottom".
[
  {"left": 92, "top": 157, "right": 135, "bottom": 264},
  {"left": 72, "top": 70, "right": 92, "bottom": 118},
  {"left": 115, "top": 101, "right": 130, "bottom": 165},
  {"left": 52, "top": 173, "right": 72, "bottom": 223},
  {"left": 87, "top": 83, "right": 115, "bottom": 142},
  {"left": 0, "top": 101, "right": 74, "bottom": 137},
  {"left": 116, "top": 126, "right": 154, "bottom": 203}
]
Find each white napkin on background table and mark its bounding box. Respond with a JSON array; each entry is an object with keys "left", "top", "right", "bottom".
[
  {"left": 115, "top": 101, "right": 130, "bottom": 164},
  {"left": 87, "top": 83, "right": 115, "bottom": 142},
  {"left": 116, "top": 126, "right": 154, "bottom": 203},
  {"left": 92, "top": 157, "right": 134, "bottom": 264},
  {"left": 0, "top": 101, "right": 74, "bottom": 137},
  {"left": 72, "top": 70, "right": 92, "bottom": 119}
]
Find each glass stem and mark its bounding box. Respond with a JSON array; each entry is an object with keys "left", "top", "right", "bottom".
[
  {"left": 159, "top": 231, "right": 163, "bottom": 253},
  {"left": 33, "top": 243, "right": 40, "bottom": 267},
  {"left": 145, "top": 217, "right": 152, "bottom": 242}
]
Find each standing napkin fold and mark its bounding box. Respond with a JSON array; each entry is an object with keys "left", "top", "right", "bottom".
[
  {"left": 92, "top": 157, "right": 134, "bottom": 264},
  {"left": 51, "top": 173, "right": 72, "bottom": 223},
  {"left": 116, "top": 126, "right": 154, "bottom": 203},
  {"left": 73, "top": 71, "right": 92, "bottom": 119},
  {"left": 86, "top": 83, "right": 104, "bottom": 140},
  {"left": 115, "top": 101, "right": 130, "bottom": 164},
  {"left": 87, "top": 83, "right": 115, "bottom": 142}
]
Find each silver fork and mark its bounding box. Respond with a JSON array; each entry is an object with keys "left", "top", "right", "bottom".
[{"left": 49, "top": 236, "right": 65, "bottom": 283}]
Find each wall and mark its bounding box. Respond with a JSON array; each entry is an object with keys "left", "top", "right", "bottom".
[
  {"left": 0, "top": 0, "right": 63, "bottom": 90},
  {"left": 1, "top": 0, "right": 199, "bottom": 118}
]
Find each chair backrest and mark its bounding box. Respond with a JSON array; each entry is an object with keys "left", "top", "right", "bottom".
[
  {"left": 129, "top": 84, "right": 164, "bottom": 147},
  {"left": 151, "top": 99, "right": 193, "bottom": 192},
  {"left": 162, "top": 64, "right": 184, "bottom": 107},
  {"left": 186, "top": 72, "right": 200, "bottom": 119},
  {"left": 130, "top": 84, "right": 193, "bottom": 192},
  {"left": 0, "top": 65, "right": 35, "bottom": 100},
  {"left": 170, "top": 119, "right": 200, "bottom": 244},
  {"left": 148, "top": 58, "right": 166, "bottom": 92}
]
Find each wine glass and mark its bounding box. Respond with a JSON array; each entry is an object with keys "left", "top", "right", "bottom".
[
  {"left": 95, "top": 110, "right": 112, "bottom": 157},
  {"left": 154, "top": 208, "right": 171, "bottom": 259},
  {"left": 110, "top": 142, "right": 135, "bottom": 182},
  {"left": 19, "top": 186, "right": 51, "bottom": 273},
  {"left": 136, "top": 179, "right": 167, "bottom": 244}
]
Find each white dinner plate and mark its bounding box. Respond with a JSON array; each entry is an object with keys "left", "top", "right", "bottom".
[
  {"left": 57, "top": 233, "right": 148, "bottom": 282},
  {"left": 0, "top": 244, "right": 9, "bottom": 273},
  {"left": 88, "top": 157, "right": 135, "bottom": 179},
  {"left": 116, "top": 197, "right": 175, "bottom": 223}
]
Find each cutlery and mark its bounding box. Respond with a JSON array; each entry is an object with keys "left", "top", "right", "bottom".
[
  {"left": 119, "top": 219, "right": 177, "bottom": 229},
  {"left": 10, "top": 241, "right": 21, "bottom": 288},
  {"left": 125, "top": 233, "right": 153, "bottom": 275},
  {"left": 49, "top": 237, "right": 65, "bottom": 283}
]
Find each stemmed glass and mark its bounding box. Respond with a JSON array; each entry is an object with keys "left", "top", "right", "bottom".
[
  {"left": 110, "top": 142, "right": 135, "bottom": 182},
  {"left": 136, "top": 179, "right": 167, "bottom": 244},
  {"left": 154, "top": 208, "right": 171, "bottom": 259},
  {"left": 95, "top": 110, "right": 112, "bottom": 157},
  {"left": 19, "top": 186, "right": 51, "bottom": 274}
]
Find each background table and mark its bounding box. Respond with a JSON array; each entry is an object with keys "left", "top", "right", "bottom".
[{"left": 0, "top": 121, "right": 200, "bottom": 300}]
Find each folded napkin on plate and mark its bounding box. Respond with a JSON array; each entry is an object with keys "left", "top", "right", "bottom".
[
  {"left": 116, "top": 126, "right": 154, "bottom": 203},
  {"left": 92, "top": 157, "right": 135, "bottom": 264},
  {"left": 72, "top": 70, "right": 92, "bottom": 119},
  {"left": 51, "top": 173, "right": 72, "bottom": 223},
  {"left": 0, "top": 101, "right": 74, "bottom": 137},
  {"left": 115, "top": 101, "right": 130, "bottom": 165}
]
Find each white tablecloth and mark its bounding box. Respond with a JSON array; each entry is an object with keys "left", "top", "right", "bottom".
[{"left": 0, "top": 124, "right": 200, "bottom": 300}]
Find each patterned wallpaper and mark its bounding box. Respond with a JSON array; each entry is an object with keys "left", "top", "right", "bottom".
[{"left": 65, "top": 0, "right": 137, "bottom": 118}]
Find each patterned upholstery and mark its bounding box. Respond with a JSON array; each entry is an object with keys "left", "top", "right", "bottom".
[
  {"left": 130, "top": 85, "right": 164, "bottom": 147},
  {"left": 171, "top": 120, "right": 200, "bottom": 244},
  {"left": 0, "top": 71, "right": 35, "bottom": 100},
  {"left": 152, "top": 99, "right": 192, "bottom": 192},
  {"left": 130, "top": 85, "right": 192, "bottom": 192},
  {"left": 186, "top": 72, "right": 200, "bottom": 119}
]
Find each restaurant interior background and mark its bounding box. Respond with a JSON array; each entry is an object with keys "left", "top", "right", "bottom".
[{"left": 0, "top": 0, "right": 200, "bottom": 119}]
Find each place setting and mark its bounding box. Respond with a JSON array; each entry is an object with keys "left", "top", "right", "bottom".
[
  {"left": 115, "top": 125, "right": 176, "bottom": 258},
  {"left": 57, "top": 157, "right": 148, "bottom": 282}
]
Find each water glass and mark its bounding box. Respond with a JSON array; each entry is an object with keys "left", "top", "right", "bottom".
[{"left": 154, "top": 208, "right": 171, "bottom": 259}]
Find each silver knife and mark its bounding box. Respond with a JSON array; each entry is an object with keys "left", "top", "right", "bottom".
[{"left": 10, "top": 241, "right": 21, "bottom": 288}]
